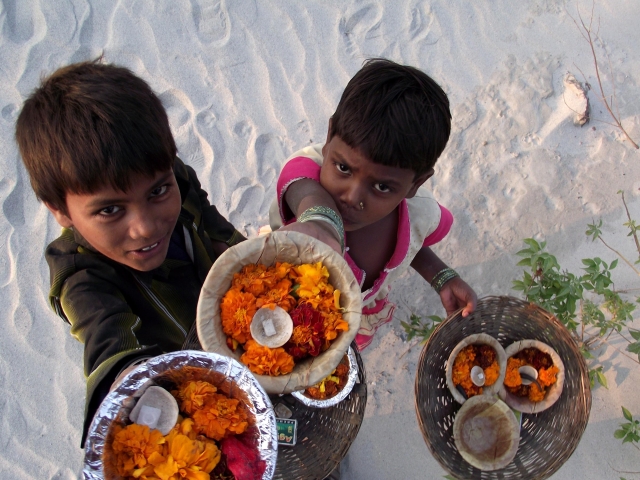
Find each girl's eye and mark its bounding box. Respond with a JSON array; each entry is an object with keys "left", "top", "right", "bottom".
[
  {"left": 335, "top": 162, "right": 350, "bottom": 174},
  {"left": 374, "top": 183, "right": 391, "bottom": 193},
  {"left": 150, "top": 185, "right": 168, "bottom": 197},
  {"left": 98, "top": 205, "right": 121, "bottom": 216}
]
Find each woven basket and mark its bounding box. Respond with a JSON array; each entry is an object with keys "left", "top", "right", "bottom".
[
  {"left": 415, "top": 296, "right": 591, "bottom": 480},
  {"left": 271, "top": 341, "right": 367, "bottom": 480}
]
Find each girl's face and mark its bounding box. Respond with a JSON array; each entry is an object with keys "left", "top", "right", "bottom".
[
  {"left": 320, "top": 135, "right": 432, "bottom": 231},
  {"left": 46, "top": 169, "right": 182, "bottom": 271}
]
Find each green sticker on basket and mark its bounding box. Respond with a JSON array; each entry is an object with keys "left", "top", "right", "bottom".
[
  {"left": 276, "top": 418, "right": 297, "bottom": 446},
  {"left": 511, "top": 408, "right": 522, "bottom": 430}
]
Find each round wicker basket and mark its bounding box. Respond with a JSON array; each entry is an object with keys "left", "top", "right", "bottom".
[{"left": 415, "top": 296, "right": 591, "bottom": 480}]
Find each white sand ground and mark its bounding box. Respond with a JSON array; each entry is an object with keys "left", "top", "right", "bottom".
[{"left": 1, "top": 0, "right": 639, "bottom": 478}]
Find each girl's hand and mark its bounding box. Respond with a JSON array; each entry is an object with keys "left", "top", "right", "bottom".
[{"left": 438, "top": 277, "right": 477, "bottom": 317}]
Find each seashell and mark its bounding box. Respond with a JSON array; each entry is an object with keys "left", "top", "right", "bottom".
[{"left": 471, "top": 365, "right": 486, "bottom": 386}]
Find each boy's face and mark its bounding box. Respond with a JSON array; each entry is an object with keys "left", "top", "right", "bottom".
[
  {"left": 320, "top": 134, "right": 433, "bottom": 231},
  {"left": 46, "top": 169, "right": 182, "bottom": 271}
]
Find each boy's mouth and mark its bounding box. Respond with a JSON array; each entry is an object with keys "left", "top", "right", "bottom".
[{"left": 139, "top": 242, "right": 159, "bottom": 252}]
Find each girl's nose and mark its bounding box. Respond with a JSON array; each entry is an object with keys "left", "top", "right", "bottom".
[{"left": 340, "top": 184, "right": 364, "bottom": 209}]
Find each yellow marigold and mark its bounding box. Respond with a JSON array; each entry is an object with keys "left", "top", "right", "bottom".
[
  {"left": 484, "top": 362, "right": 500, "bottom": 386},
  {"left": 255, "top": 278, "right": 297, "bottom": 311},
  {"left": 220, "top": 288, "right": 257, "bottom": 344},
  {"left": 171, "top": 380, "right": 218, "bottom": 416},
  {"left": 241, "top": 339, "right": 295, "bottom": 376},
  {"left": 148, "top": 430, "right": 220, "bottom": 480},
  {"left": 191, "top": 392, "right": 249, "bottom": 441},
  {"left": 538, "top": 365, "right": 559, "bottom": 387},
  {"left": 110, "top": 423, "right": 165, "bottom": 477},
  {"left": 504, "top": 357, "right": 525, "bottom": 388},
  {"left": 294, "top": 262, "right": 330, "bottom": 298}
]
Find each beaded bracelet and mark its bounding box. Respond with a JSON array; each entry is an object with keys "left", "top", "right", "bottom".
[
  {"left": 430, "top": 267, "right": 459, "bottom": 293},
  {"left": 298, "top": 205, "right": 345, "bottom": 253}
]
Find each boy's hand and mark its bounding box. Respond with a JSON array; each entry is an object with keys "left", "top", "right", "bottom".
[
  {"left": 279, "top": 221, "right": 343, "bottom": 254},
  {"left": 438, "top": 277, "right": 477, "bottom": 317}
]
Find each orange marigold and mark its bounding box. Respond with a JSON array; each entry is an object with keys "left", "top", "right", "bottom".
[
  {"left": 294, "top": 262, "right": 330, "bottom": 298},
  {"left": 504, "top": 357, "right": 525, "bottom": 388},
  {"left": 241, "top": 339, "right": 295, "bottom": 376},
  {"left": 171, "top": 380, "right": 218, "bottom": 416},
  {"left": 484, "top": 362, "right": 500, "bottom": 386},
  {"left": 528, "top": 382, "right": 546, "bottom": 402},
  {"left": 321, "top": 311, "right": 349, "bottom": 350},
  {"left": 148, "top": 429, "right": 221, "bottom": 479},
  {"left": 538, "top": 365, "right": 559, "bottom": 387},
  {"left": 191, "top": 392, "right": 249, "bottom": 441},
  {"left": 232, "top": 264, "right": 272, "bottom": 296},
  {"left": 110, "top": 423, "right": 165, "bottom": 477},
  {"left": 255, "top": 278, "right": 296, "bottom": 311},
  {"left": 220, "top": 288, "right": 257, "bottom": 344}
]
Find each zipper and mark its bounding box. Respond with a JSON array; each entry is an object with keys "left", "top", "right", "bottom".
[{"left": 133, "top": 275, "right": 187, "bottom": 338}]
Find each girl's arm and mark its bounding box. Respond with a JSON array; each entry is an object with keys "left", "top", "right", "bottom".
[
  {"left": 411, "top": 246, "right": 477, "bottom": 317},
  {"left": 278, "top": 178, "right": 343, "bottom": 253}
]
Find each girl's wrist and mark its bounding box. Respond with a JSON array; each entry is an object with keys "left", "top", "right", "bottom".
[{"left": 430, "top": 267, "right": 459, "bottom": 293}]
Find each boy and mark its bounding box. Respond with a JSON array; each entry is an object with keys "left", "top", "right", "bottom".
[
  {"left": 15, "top": 60, "right": 244, "bottom": 446},
  {"left": 273, "top": 58, "right": 477, "bottom": 349}
]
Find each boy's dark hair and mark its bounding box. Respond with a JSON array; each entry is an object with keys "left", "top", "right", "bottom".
[
  {"left": 16, "top": 59, "right": 176, "bottom": 214},
  {"left": 329, "top": 58, "right": 451, "bottom": 176}
]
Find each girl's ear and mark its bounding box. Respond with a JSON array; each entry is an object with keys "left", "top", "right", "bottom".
[
  {"left": 406, "top": 168, "right": 434, "bottom": 198},
  {"left": 45, "top": 203, "right": 74, "bottom": 228}
]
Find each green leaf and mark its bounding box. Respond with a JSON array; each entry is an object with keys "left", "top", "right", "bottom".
[
  {"left": 622, "top": 406, "right": 633, "bottom": 422},
  {"left": 629, "top": 329, "right": 640, "bottom": 341},
  {"left": 614, "top": 429, "right": 626, "bottom": 439},
  {"left": 596, "top": 370, "right": 608, "bottom": 389},
  {"left": 610, "top": 259, "right": 618, "bottom": 269}
]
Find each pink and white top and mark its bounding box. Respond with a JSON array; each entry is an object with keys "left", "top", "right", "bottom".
[{"left": 271, "top": 144, "right": 453, "bottom": 350}]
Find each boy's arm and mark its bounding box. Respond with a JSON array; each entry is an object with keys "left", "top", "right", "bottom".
[{"left": 411, "top": 246, "right": 477, "bottom": 317}]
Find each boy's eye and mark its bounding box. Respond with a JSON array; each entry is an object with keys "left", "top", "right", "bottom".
[
  {"left": 334, "top": 162, "right": 350, "bottom": 174},
  {"left": 374, "top": 183, "right": 391, "bottom": 193},
  {"left": 150, "top": 185, "right": 168, "bottom": 197},
  {"left": 98, "top": 205, "right": 121, "bottom": 216}
]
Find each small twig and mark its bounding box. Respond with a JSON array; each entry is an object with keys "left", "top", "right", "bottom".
[
  {"left": 399, "top": 340, "right": 420, "bottom": 360},
  {"left": 621, "top": 191, "right": 640, "bottom": 256},
  {"left": 599, "top": 335, "right": 640, "bottom": 365},
  {"left": 595, "top": 235, "right": 640, "bottom": 276},
  {"left": 568, "top": 3, "right": 639, "bottom": 149}
]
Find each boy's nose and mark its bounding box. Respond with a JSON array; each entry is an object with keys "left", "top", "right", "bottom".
[{"left": 129, "top": 214, "right": 156, "bottom": 240}]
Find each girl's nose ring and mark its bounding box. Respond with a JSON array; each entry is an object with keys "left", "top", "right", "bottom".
[{"left": 359, "top": 202, "right": 364, "bottom": 210}]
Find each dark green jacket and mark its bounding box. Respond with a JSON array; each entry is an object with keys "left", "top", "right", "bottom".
[{"left": 45, "top": 158, "right": 244, "bottom": 446}]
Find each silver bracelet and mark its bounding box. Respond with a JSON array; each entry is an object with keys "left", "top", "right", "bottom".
[{"left": 298, "top": 206, "right": 345, "bottom": 253}]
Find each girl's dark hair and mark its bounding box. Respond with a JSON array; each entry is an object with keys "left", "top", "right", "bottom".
[
  {"left": 329, "top": 58, "right": 451, "bottom": 176},
  {"left": 15, "top": 59, "right": 176, "bottom": 214}
]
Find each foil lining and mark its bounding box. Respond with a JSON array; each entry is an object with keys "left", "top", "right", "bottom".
[
  {"left": 83, "top": 350, "right": 277, "bottom": 479},
  {"left": 290, "top": 347, "right": 358, "bottom": 408}
]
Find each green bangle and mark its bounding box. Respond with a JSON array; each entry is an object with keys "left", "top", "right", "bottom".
[
  {"left": 298, "top": 206, "right": 345, "bottom": 253},
  {"left": 431, "top": 267, "right": 459, "bottom": 293}
]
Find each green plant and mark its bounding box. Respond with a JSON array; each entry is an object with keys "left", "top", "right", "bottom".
[
  {"left": 614, "top": 407, "right": 640, "bottom": 449},
  {"left": 400, "top": 313, "right": 443, "bottom": 345},
  {"left": 512, "top": 192, "right": 640, "bottom": 390}
]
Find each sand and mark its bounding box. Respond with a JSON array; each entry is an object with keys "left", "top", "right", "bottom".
[{"left": 1, "top": 0, "right": 639, "bottom": 478}]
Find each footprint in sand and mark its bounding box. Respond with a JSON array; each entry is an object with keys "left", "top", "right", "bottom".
[
  {"left": 254, "top": 133, "right": 283, "bottom": 187},
  {"left": 190, "top": 0, "right": 230, "bottom": 46},
  {"left": 408, "top": 4, "right": 438, "bottom": 44},
  {"left": 2, "top": 168, "right": 25, "bottom": 228},
  {"left": 2, "top": 0, "right": 35, "bottom": 44},
  {"left": 339, "top": 5, "right": 381, "bottom": 57},
  {"left": 1, "top": 104, "right": 19, "bottom": 122}
]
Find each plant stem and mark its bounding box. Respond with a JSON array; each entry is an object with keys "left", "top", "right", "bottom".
[
  {"left": 596, "top": 235, "right": 640, "bottom": 276},
  {"left": 621, "top": 191, "right": 640, "bottom": 256}
]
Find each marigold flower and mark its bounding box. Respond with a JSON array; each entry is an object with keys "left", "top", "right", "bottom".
[
  {"left": 255, "top": 278, "right": 296, "bottom": 311},
  {"left": 484, "top": 362, "right": 500, "bottom": 386},
  {"left": 220, "top": 288, "right": 257, "bottom": 344},
  {"left": 321, "top": 311, "right": 349, "bottom": 350},
  {"left": 294, "top": 262, "right": 330, "bottom": 298},
  {"left": 528, "top": 382, "right": 546, "bottom": 402},
  {"left": 538, "top": 365, "right": 559, "bottom": 387},
  {"left": 149, "top": 430, "right": 220, "bottom": 480},
  {"left": 110, "top": 423, "right": 165, "bottom": 477},
  {"left": 241, "top": 339, "right": 295, "bottom": 376},
  {"left": 191, "top": 392, "right": 249, "bottom": 441},
  {"left": 284, "top": 303, "right": 324, "bottom": 359},
  {"left": 172, "top": 381, "right": 218, "bottom": 416},
  {"left": 232, "top": 264, "right": 271, "bottom": 296},
  {"left": 504, "top": 357, "right": 525, "bottom": 388}
]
